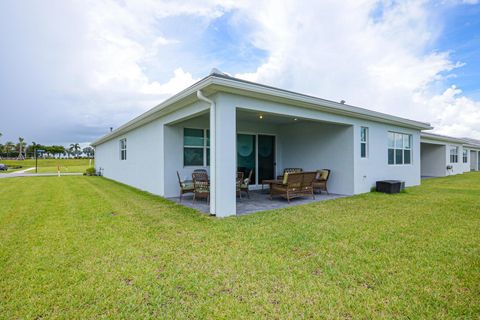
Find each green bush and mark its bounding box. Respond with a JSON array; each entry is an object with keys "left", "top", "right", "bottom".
[{"left": 85, "top": 167, "right": 96, "bottom": 176}]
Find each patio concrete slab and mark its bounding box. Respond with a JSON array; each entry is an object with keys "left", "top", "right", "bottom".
[{"left": 168, "top": 190, "right": 346, "bottom": 215}]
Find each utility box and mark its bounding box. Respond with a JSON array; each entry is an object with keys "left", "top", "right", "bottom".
[{"left": 376, "top": 180, "right": 405, "bottom": 194}]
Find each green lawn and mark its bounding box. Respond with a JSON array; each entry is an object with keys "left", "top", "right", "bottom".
[
  {"left": 0, "top": 174, "right": 479, "bottom": 318},
  {"left": 0, "top": 158, "right": 92, "bottom": 173}
]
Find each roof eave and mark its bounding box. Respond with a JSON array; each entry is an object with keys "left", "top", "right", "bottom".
[{"left": 92, "top": 73, "right": 432, "bottom": 146}]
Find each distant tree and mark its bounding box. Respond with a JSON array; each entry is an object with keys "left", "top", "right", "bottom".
[
  {"left": 17, "top": 137, "right": 26, "bottom": 160},
  {"left": 69, "top": 143, "right": 81, "bottom": 158},
  {"left": 82, "top": 146, "right": 94, "bottom": 158},
  {"left": 26, "top": 142, "right": 37, "bottom": 159},
  {"left": 47, "top": 145, "right": 66, "bottom": 158},
  {"left": 4, "top": 141, "right": 14, "bottom": 158}
]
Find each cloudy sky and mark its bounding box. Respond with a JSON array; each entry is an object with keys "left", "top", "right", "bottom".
[{"left": 0, "top": 0, "right": 479, "bottom": 145}]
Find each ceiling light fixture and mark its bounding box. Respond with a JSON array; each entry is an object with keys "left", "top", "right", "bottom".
[
  {"left": 294, "top": 118, "right": 298, "bottom": 121},
  {"left": 259, "top": 115, "right": 263, "bottom": 119}
]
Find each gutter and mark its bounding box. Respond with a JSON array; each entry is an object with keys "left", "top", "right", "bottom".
[{"left": 196, "top": 90, "right": 216, "bottom": 215}]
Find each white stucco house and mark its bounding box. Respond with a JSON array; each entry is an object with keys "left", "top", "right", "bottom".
[
  {"left": 420, "top": 132, "right": 480, "bottom": 177},
  {"left": 92, "top": 70, "right": 436, "bottom": 217}
]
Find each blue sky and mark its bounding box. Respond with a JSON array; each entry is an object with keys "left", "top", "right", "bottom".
[
  {"left": 435, "top": 3, "right": 480, "bottom": 99},
  {"left": 0, "top": 0, "right": 479, "bottom": 145}
]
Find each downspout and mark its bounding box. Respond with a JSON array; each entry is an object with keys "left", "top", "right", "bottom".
[{"left": 197, "top": 90, "right": 216, "bottom": 215}]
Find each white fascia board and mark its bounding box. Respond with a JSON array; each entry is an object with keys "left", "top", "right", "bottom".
[
  {"left": 421, "top": 132, "right": 466, "bottom": 145},
  {"left": 464, "top": 144, "right": 480, "bottom": 151}
]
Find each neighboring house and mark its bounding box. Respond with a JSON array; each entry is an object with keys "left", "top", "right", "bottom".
[
  {"left": 421, "top": 132, "right": 480, "bottom": 177},
  {"left": 463, "top": 138, "right": 480, "bottom": 172},
  {"left": 92, "top": 70, "right": 433, "bottom": 217}
]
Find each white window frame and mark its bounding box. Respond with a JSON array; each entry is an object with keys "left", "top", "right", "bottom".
[
  {"left": 388, "top": 132, "right": 412, "bottom": 165},
  {"left": 449, "top": 146, "right": 459, "bottom": 163},
  {"left": 119, "top": 138, "right": 127, "bottom": 160},
  {"left": 462, "top": 149, "right": 468, "bottom": 163},
  {"left": 360, "top": 127, "right": 369, "bottom": 158},
  {"left": 183, "top": 128, "right": 209, "bottom": 167}
]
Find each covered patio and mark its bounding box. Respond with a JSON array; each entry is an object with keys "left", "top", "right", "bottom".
[
  {"left": 163, "top": 103, "right": 354, "bottom": 216},
  {"left": 168, "top": 190, "right": 345, "bottom": 215}
]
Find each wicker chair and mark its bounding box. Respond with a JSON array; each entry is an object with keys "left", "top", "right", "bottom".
[
  {"left": 313, "top": 169, "right": 331, "bottom": 194},
  {"left": 270, "top": 171, "right": 316, "bottom": 203},
  {"left": 277, "top": 167, "right": 303, "bottom": 180},
  {"left": 240, "top": 170, "right": 253, "bottom": 198},
  {"left": 236, "top": 172, "right": 244, "bottom": 200},
  {"left": 177, "top": 171, "right": 194, "bottom": 202},
  {"left": 192, "top": 172, "right": 210, "bottom": 203}
]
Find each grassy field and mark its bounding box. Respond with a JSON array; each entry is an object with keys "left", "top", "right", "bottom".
[
  {"left": 0, "top": 174, "right": 479, "bottom": 318},
  {"left": 0, "top": 158, "right": 92, "bottom": 173}
]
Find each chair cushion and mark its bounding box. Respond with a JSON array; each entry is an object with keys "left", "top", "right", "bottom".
[
  {"left": 282, "top": 172, "right": 289, "bottom": 185},
  {"left": 319, "top": 170, "right": 329, "bottom": 180},
  {"left": 181, "top": 182, "right": 194, "bottom": 189}
]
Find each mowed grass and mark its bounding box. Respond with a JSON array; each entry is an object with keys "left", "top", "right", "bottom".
[
  {"left": 0, "top": 158, "right": 92, "bottom": 173},
  {"left": 0, "top": 174, "right": 479, "bottom": 319}
]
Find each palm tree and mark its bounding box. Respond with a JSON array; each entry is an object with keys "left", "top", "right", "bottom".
[
  {"left": 4, "top": 141, "right": 14, "bottom": 158},
  {"left": 17, "top": 137, "right": 26, "bottom": 160},
  {"left": 69, "top": 143, "right": 81, "bottom": 158}
]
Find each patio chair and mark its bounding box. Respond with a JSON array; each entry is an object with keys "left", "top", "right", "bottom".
[
  {"left": 277, "top": 167, "right": 303, "bottom": 180},
  {"left": 313, "top": 169, "right": 331, "bottom": 194},
  {"left": 192, "top": 169, "right": 209, "bottom": 181},
  {"left": 270, "top": 171, "right": 316, "bottom": 203},
  {"left": 177, "top": 171, "right": 194, "bottom": 203},
  {"left": 192, "top": 172, "right": 210, "bottom": 203},
  {"left": 236, "top": 172, "right": 244, "bottom": 200},
  {"left": 240, "top": 169, "right": 253, "bottom": 198}
]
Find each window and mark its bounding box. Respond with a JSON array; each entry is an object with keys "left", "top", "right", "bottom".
[
  {"left": 449, "top": 147, "right": 458, "bottom": 163},
  {"left": 388, "top": 132, "right": 412, "bottom": 165},
  {"left": 360, "top": 127, "right": 368, "bottom": 158},
  {"left": 463, "top": 149, "right": 468, "bottom": 163},
  {"left": 119, "top": 138, "right": 127, "bottom": 160},
  {"left": 183, "top": 128, "right": 209, "bottom": 166}
]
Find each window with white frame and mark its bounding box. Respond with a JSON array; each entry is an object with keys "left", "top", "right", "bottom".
[
  {"left": 119, "top": 138, "right": 127, "bottom": 160},
  {"left": 183, "top": 128, "right": 210, "bottom": 166},
  {"left": 388, "top": 132, "right": 412, "bottom": 165},
  {"left": 450, "top": 147, "right": 458, "bottom": 163},
  {"left": 360, "top": 127, "right": 368, "bottom": 158},
  {"left": 463, "top": 149, "right": 468, "bottom": 163}
]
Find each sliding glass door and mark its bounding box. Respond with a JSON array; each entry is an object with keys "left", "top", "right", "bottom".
[
  {"left": 237, "top": 133, "right": 276, "bottom": 185},
  {"left": 258, "top": 135, "right": 275, "bottom": 182},
  {"left": 237, "top": 134, "right": 256, "bottom": 184}
]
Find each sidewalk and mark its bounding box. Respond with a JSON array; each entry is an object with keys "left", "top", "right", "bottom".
[{"left": 0, "top": 171, "right": 83, "bottom": 179}]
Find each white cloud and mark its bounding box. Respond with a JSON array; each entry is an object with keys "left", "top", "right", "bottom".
[
  {"left": 233, "top": 0, "right": 480, "bottom": 138},
  {"left": 414, "top": 86, "right": 480, "bottom": 138},
  {"left": 1, "top": 0, "right": 479, "bottom": 144}
]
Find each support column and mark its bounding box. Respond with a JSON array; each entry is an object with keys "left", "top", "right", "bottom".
[{"left": 210, "top": 102, "right": 236, "bottom": 217}]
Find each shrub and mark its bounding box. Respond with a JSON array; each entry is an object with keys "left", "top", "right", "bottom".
[{"left": 85, "top": 167, "right": 96, "bottom": 176}]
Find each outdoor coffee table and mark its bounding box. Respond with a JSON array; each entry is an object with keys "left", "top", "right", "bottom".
[{"left": 261, "top": 179, "right": 283, "bottom": 192}]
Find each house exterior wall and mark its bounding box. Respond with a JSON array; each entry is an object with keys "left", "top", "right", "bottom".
[
  {"left": 461, "top": 148, "right": 471, "bottom": 173},
  {"left": 94, "top": 119, "right": 164, "bottom": 195},
  {"left": 420, "top": 139, "right": 467, "bottom": 176},
  {"left": 95, "top": 91, "right": 424, "bottom": 209},
  {"left": 219, "top": 92, "right": 422, "bottom": 195},
  {"left": 280, "top": 122, "right": 355, "bottom": 195},
  {"left": 354, "top": 122, "right": 421, "bottom": 193},
  {"left": 95, "top": 100, "right": 210, "bottom": 196},
  {"left": 421, "top": 143, "right": 446, "bottom": 177},
  {"left": 445, "top": 144, "right": 465, "bottom": 176},
  {"left": 471, "top": 150, "right": 479, "bottom": 171}
]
